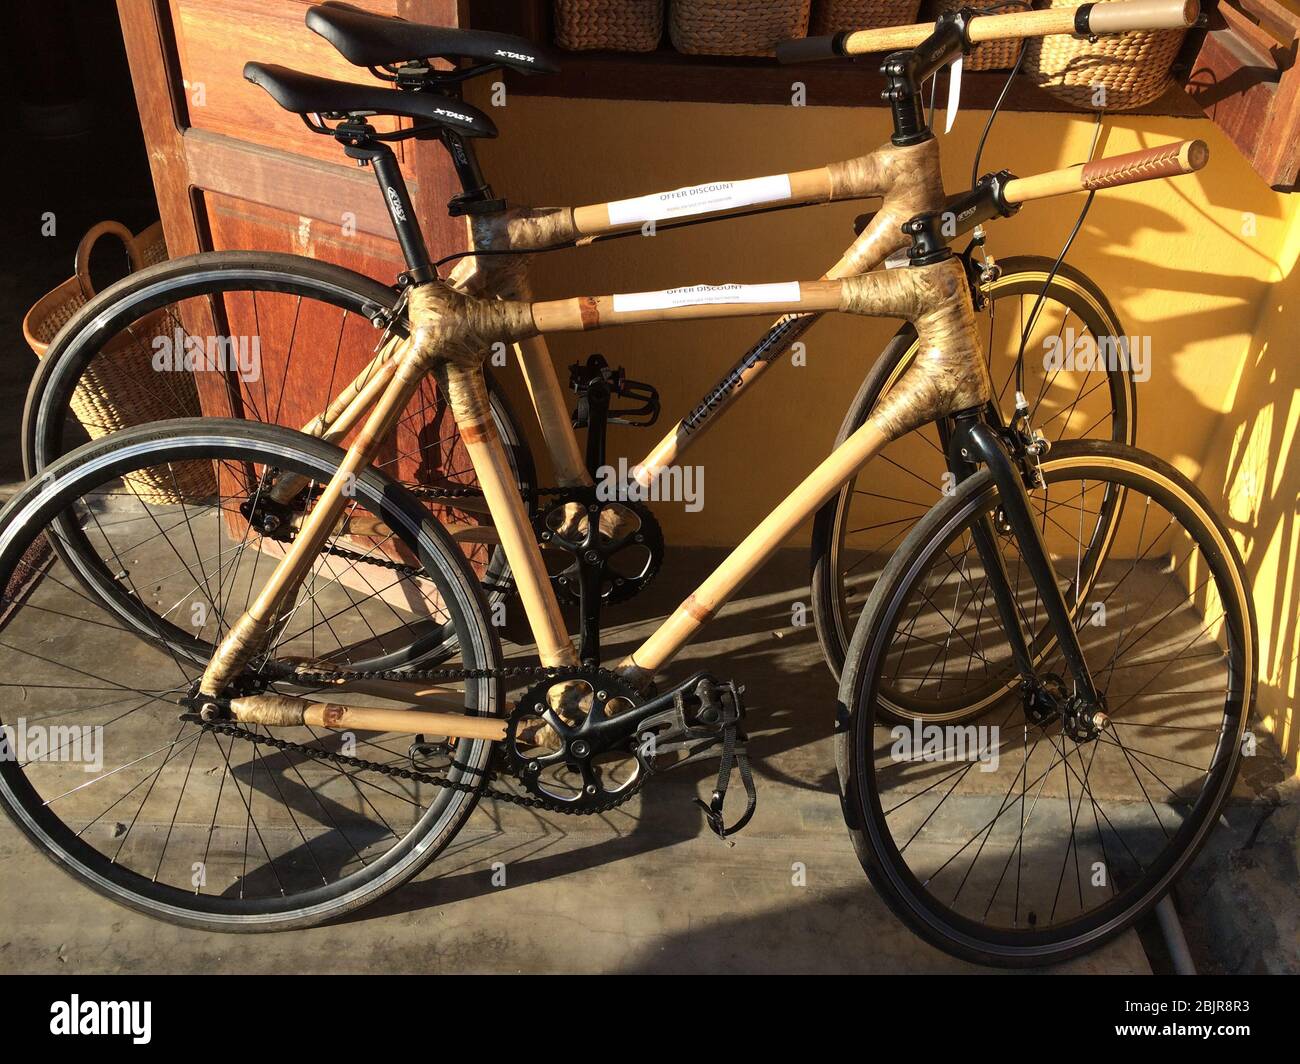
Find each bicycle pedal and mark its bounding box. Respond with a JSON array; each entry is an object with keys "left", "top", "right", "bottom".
[
  {"left": 409, "top": 734, "right": 451, "bottom": 764},
  {"left": 568, "top": 354, "right": 660, "bottom": 429},
  {"left": 608, "top": 377, "right": 660, "bottom": 428}
]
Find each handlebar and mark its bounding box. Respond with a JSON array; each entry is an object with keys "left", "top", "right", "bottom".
[
  {"left": 1001, "top": 138, "right": 1207, "bottom": 205},
  {"left": 775, "top": 0, "right": 1199, "bottom": 62}
]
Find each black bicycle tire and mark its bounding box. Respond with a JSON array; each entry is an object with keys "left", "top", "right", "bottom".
[
  {"left": 22, "top": 251, "right": 535, "bottom": 662},
  {"left": 0, "top": 417, "right": 503, "bottom": 932},
  {"left": 836, "top": 440, "right": 1255, "bottom": 967}
]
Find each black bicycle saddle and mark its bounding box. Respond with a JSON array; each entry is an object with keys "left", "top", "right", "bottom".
[
  {"left": 243, "top": 62, "right": 498, "bottom": 137},
  {"left": 306, "top": 2, "right": 561, "bottom": 75}
]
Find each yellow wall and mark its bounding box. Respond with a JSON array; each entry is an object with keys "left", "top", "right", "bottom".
[
  {"left": 468, "top": 91, "right": 1298, "bottom": 769},
  {"left": 1197, "top": 203, "right": 1300, "bottom": 775}
]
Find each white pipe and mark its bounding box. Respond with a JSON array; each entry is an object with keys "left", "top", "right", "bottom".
[{"left": 1155, "top": 895, "right": 1197, "bottom": 975}]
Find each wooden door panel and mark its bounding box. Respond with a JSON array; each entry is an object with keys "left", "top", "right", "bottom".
[
  {"left": 201, "top": 194, "right": 476, "bottom": 491},
  {"left": 120, "top": 0, "right": 487, "bottom": 584},
  {"left": 168, "top": 0, "right": 410, "bottom": 170},
  {"left": 200, "top": 192, "right": 402, "bottom": 429}
]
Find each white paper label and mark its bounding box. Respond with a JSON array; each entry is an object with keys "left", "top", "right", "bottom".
[
  {"left": 943, "top": 56, "right": 963, "bottom": 135},
  {"left": 884, "top": 248, "right": 911, "bottom": 270},
  {"left": 612, "top": 282, "right": 801, "bottom": 314},
  {"left": 606, "top": 174, "right": 793, "bottom": 226}
]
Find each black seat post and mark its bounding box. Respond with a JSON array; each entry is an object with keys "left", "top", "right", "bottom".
[
  {"left": 369, "top": 145, "right": 434, "bottom": 280},
  {"left": 442, "top": 129, "right": 506, "bottom": 218},
  {"left": 337, "top": 119, "right": 435, "bottom": 282}
]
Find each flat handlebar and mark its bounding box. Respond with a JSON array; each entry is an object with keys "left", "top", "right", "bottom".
[{"left": 775, "top": 0, "right": 1198, "bottom": 62}]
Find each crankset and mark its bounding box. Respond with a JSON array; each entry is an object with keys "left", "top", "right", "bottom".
[
  {"left": 501, "top": 668, "right": 755, "bottom": 835},
  {"left": 184, "top": 660, "right": 756, "bottom": 834},
  {"left": 535, "top": 488, "right": 664, "bottom": 607},
  {"left": 534, "top": 485, "right": 664, "bottom": 664}
]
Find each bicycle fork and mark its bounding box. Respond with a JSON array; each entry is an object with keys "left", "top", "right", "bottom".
[{"left": 947, "top": 411, "right": 1107, "bottom": 736}]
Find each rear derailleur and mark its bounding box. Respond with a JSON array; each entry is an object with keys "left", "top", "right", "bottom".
[{"left": 503, "top": 668, "right": 755, "bottom": 839}]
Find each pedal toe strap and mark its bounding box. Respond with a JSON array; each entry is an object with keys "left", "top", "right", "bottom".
[{"left": 693, "top": 719, "right": 756, "bottom": 842}]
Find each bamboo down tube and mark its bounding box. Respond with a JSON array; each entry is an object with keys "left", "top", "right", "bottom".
[{"left": 620, "top": 418, "right": 889, "bottom": 679}]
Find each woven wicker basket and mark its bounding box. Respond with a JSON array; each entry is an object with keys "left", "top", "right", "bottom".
[
  {"left": 811, "top": 0, "right": 920, "bottom": 35},
  {"left": 925, "top": 0, "right": 1030, "bottom": 71},
  {"left": 1024, "top": 0, "right": 1185, "bottom": 110},
  {"left": 554, "top": 0, "right": 664, "bottom": 52},
  {"left": 22, "top": 221, "right": 215, "bottom": 505},
  {"left": 670, "top": 0, "right": 812, "bottom": 56}
]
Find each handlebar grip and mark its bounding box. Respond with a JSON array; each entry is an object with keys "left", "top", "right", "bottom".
[
  {"left": 1085, "top": 0, "right": 1199, "bottom": 34},
  {"left": 775, "top": 33, "right": 847, "bottom": 63},
  {"left": 1080, "top": 138, "right": 1208, "bottom": 189},
  {"left": 840, "top": 23, "right": 934, "bottom": 55},
  {"left": 1002, "top": 139, "right": 1208, "bottom": 204},
  {"left": 834, "top": 0, "right": 1200, "bottom": 55}
]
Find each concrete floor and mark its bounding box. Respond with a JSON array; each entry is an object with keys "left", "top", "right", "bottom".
[{"left": 0, "top": 541, "right": 1167, "bottom": 974}]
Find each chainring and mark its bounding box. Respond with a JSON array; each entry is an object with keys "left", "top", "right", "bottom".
[
  {"left": 533, "top": 487, "right": 664, "bottom": 606},
  {"left": 502, "top": 668, "right": 650, "bottom": 813}
]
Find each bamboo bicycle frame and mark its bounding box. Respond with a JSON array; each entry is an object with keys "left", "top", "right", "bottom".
[
  {"left": 205, "top": 2, "right": 1208, "bottom": 738},
  {"left": 202, "top": 145, "right": 1208, "bottom": 733},
  {"left": 267, "top": 134, "right": 946, "bottom": 506},
  {"left": 201, "top": 249, "right": 991, "bottom": 731}
]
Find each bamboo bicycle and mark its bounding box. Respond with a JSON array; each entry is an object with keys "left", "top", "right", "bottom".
[
  {"left": 0, "top": 0, "right": 1254, "bottom": 966},
  {"left": 23, "top": 0, "right": 1138, "bottom": 685}
]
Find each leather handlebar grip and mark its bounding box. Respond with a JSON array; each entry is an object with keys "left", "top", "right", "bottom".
[
  {"left": 1086, "top": 0, "right": 1199, "bottom": 34},
  {"left": 1080, "top": 139, "right": 1209, "bottom": 190},
  {"left": 1002, "top": 139, "right": 1208, "bottom": 204}
]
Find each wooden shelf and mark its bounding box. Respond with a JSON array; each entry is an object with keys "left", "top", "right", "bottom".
[
  {"left": 467, "top": 1, "right": 1200, "bottom": 117},
  {"left": 471, "top": 0, "right": 1298, "bottom": 184},
  {"left": 500, "top": 48, "right": 1203, "bottom": 116}
]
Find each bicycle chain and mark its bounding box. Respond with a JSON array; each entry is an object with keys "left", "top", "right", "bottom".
[
  {"left": 200, "top": 661, "right": 646, "bottom": 816},
  {"left": 311, "top": 482, "right": 574, "bottom": 582},
  {"left": 225, "top": 481, "right": 647, "bottom": 813}
]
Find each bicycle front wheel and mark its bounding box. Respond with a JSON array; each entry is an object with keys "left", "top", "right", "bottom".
[
  {"left": 0, "top": 418, "right": 502, "bottom": 931},
  {"left": 838, "top": 441, "right": 1254, "bottom": 967}
]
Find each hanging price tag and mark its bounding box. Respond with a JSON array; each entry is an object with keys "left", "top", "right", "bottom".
[{"left": 944, "top": 56, "right": 963, "bottom": 134}]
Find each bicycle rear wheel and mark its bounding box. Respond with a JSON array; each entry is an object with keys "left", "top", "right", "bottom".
[
  {"left": 0, "top": 419, "right": 502, "bottom": 931},
  {"left": 23, "top": 251, "right": 534, "bottom": 646},
  {"left": 838, "top": 441, "right": 1254, "bottom": 966},
  {"left": 812, "top": 257, "right": 1135, "bottom": 696}
]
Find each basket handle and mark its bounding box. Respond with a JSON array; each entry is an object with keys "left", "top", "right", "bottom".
[{"left": 74, "top": 220, "right": 145, "bottom": 300}]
